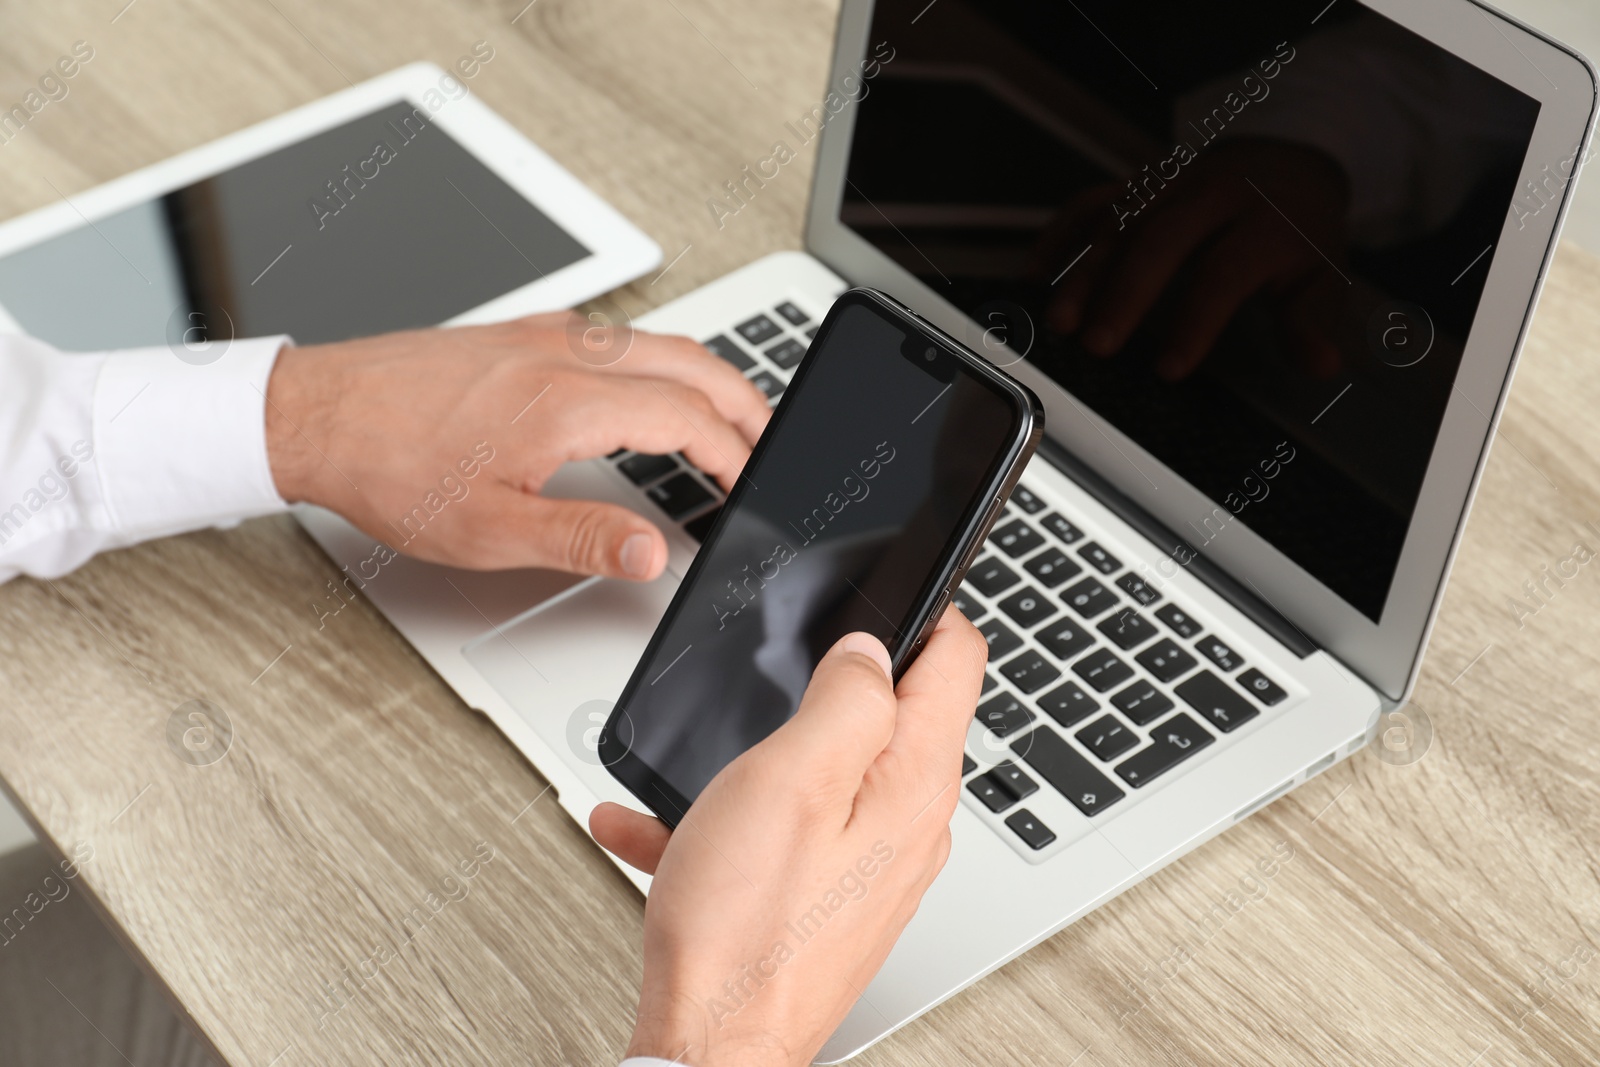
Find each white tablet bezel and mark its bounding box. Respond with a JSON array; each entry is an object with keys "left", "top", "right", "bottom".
[
  {"left": 807, "top": 0, "right": 1598, "bottom": 702},
  {"left": 0, "top": 62, "right": 661, "bottom": 335}
]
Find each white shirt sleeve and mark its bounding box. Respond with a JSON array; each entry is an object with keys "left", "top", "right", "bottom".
[{"left": 0, "top": 332, "right": 291, "bottom": 584}]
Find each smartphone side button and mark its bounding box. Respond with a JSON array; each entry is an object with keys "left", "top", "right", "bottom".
[
  {"left": 956, "top": 495, "right": 1007, "bottom": 577},
  {"left": 918, "top": 589, "right": 953, "bottom": 651}
]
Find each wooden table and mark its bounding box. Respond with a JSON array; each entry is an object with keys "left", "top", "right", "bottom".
[{"left": 4, "top": 1, "right": 1600, "bottom": 1064}]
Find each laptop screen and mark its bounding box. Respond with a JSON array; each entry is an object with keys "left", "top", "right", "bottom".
[{"left": 842, "top": 0, "right": 1540, "bottom": 622}]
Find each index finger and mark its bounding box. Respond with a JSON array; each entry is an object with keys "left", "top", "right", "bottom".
[
  {"left": 538, "top": 374, "right": 754, "bottom": 492},
  {"left": 598, "top": 332, "right": 773, "bottom": 446}
]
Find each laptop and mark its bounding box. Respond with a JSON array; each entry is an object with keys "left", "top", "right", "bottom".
[{"left": 300, "top": 0, "right": 1596, "bottom": 1059}]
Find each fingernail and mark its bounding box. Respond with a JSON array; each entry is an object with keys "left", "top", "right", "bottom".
[
  {"left": 840, "top": 632, "right": 892, "bottom": 679},
  {"left": 620, "top": 533, "right": 655, "bottom": 579}
]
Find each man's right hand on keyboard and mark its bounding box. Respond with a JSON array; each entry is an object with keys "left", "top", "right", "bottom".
[{"left": 263, "top": 310, "right": 770, "bottom": 580}]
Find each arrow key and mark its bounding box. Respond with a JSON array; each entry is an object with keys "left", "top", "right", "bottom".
[
  {"left": 989, "top": 759, "right": 1040, "bottom": 800},
  {"left": 1005, "top": 809, "right": 1058, "bottom": 851},
  {"left": 1115, "top": 712, "right": 1214, "bottom": 788},
  {"left": 967, "top": 774, "right": 1016, "bottom": 813}
]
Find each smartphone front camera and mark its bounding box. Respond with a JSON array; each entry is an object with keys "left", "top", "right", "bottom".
[{"left": 924, "top": 347, "right": 937, "bottom": 361}]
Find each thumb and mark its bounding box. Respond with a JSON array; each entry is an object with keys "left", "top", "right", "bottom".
[
  {"left": 764, "top": 632, "right": 899, "bottom": 798},
  {"left": 497, "top": 491, "right": 668, "bottom": 580}
]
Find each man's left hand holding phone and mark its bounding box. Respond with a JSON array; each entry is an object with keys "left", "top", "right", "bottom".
[
  {"left": 592, "top": 289, "right": 1040, "bottom": 1065},
  {"left": 594, "top": 611, "right": 988, "bottom": 1066}
]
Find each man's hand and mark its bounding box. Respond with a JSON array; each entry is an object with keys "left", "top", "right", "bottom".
[
  {"left": 263, "top": 311, "right": 769, "bottom": 580},
  {"left": 590, "top": 609, "right": 988, "bottom": 1067}
]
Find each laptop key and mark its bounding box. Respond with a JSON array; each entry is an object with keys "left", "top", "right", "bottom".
[
  {"left": 981, "top": 673, "right": 998, "bottom": 695},
  {"left": 968, "top": 556, "right": 1021, "bottom": 596},
  {"left": 990, "top": 519, "right": 1045, "bottom": 558},
  {"left": 618, "top": 453, "right": 678, "bottom": 485},
  {"left": 1078, "top": 542, "right": 1121, "bottom": 575},
  {"left": 998, "top": 586, "right": 1057, "bottom": 628},
  {"left": 1005, "top": 809, "right": 1057, "bottom": 850},
  {"left": 1010, "top": 484, "right": 1047, "bottom": 514},
  {"left": 967, "top": 774, "right": 1015, "bottom": 813},
  {"left": 1174, "top": 671, "right": 1260, "bottom": 732},
  {"left": 989, "top": 760, "right": 1039, "bottom": 800},
  {"left": 1040, "top": 512, "right": 1085, "bottom": 544},
  {"left": 1238, "top": 668, "right": 1288, "bottom": 706},
  {"left": 978, "top": 618, "right": 1023, "bottom": 661},
  {"left": 962, "top": 752, "right": 977, "bottom": 777},
  {"left": 1097, "top": 608, "right": 1157, "bottom": 650},
  {"left": 976, "top": 692, "right": 1035, "bottom": 738},
  {"left": 1012, "top": 727, "right": 1124, "bottom": 816},
  {"left": 683, "top": 505, "right": 722, "bottom": 543},
  {"left": 1135, "top": 638, "right": 1198, "bottom": 683},
  {"left": 1077, "top": 715, "right": 1138, "bottom": 762},
  {"left": 1116, "top": 712, "right": 1214, "bottom": 788},
  {"left": 1035, "top": 681, "right": 1099, "bottom": 727},
  {"left": 1109, "top": 680, "right": 1175, "bottom": 726},
  {"left": 765, "top": 337, "right": 807, "bottom": 370},
  {"left": 1154, "top": 603, "right": 1202, "bottom": 639},
  {"left": 647, "top": 473, "right": 714, "bottom": 520},
  {"left": 952, "top": 587, "right": 987, "bottom": 622},
  {"left": 749, "top": 370, "right": 785, "bottom": 400},
  {"left": 702, "top": 334, "right": 755, "bottom": 371},
  {"left": 1062, "top": 577, "right": 1118, "bottom": 618},
  {"left": 1196, "top": 635, "right": 1244, "bottom": 671},
  {"left": 999, "top": 650, "right": 1061, "bottom": 694},
  {"left": 1036, "top": 617, "right": 1094, "bottom": 661},
  {"left": 1116, "top": 572, "right": 1162, "bottom": 606},
  {"left": 805, "top": 325, "right": 819, "bottom": 339},
  {"left": 735, "top": 313, "right": 782, "bottom": 345},
  {"left": 1072, "top": 648, "right": 1134, "bottom": 692},
  {"left": 1023, "top": 547, "right": 1082, "bottom": 587},
  {"left": 774, "top": 300, "right": 809, "bottom": 326}
]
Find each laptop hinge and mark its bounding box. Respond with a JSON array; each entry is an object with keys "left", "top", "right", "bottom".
[{"left": 1036, "top": 436, "right": 1318, "bottom": 659}]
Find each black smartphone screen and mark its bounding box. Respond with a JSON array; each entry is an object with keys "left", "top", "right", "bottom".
[{"left": 606, "top": 293, "right": 1030, "bottom": 813}]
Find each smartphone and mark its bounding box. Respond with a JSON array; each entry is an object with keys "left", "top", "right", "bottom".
[{"left": 600, "top": 288, "right": 1043, "bottom": 825}]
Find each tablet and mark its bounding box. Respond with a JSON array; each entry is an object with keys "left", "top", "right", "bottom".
[{"left": 0, "top": 62, "right": 661, "bottom": 350}]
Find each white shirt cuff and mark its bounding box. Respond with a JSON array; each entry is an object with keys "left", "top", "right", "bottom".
[
  {"left": 94, "top": 335, "right": 291, "bottom": 536},
  {"left": 618, "top": 1059, "right": 688, "bottom": 1067}
]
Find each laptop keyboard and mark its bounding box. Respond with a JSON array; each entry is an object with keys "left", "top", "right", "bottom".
[
  {"left": 959, "top": 490, "right": 1298, "bottom": 860},
  {"left": 602, "top": 301, "right": 815, "bottom": 540},
  {"left": 605, "top": 292, "right": 1298, "bottom": 862}
]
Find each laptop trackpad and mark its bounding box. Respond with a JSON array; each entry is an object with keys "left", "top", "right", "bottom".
[{"left": 461, "top": 575, "right": 678, "bottom": 745}]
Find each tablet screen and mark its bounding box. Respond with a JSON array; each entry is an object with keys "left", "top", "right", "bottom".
[{"left": 0, "top": 100, "right": 592, "bottom": 350}]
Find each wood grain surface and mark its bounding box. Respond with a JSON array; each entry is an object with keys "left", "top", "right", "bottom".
[{"left": 2, "top": 1, "right": 1599, "bottom": 1064}]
